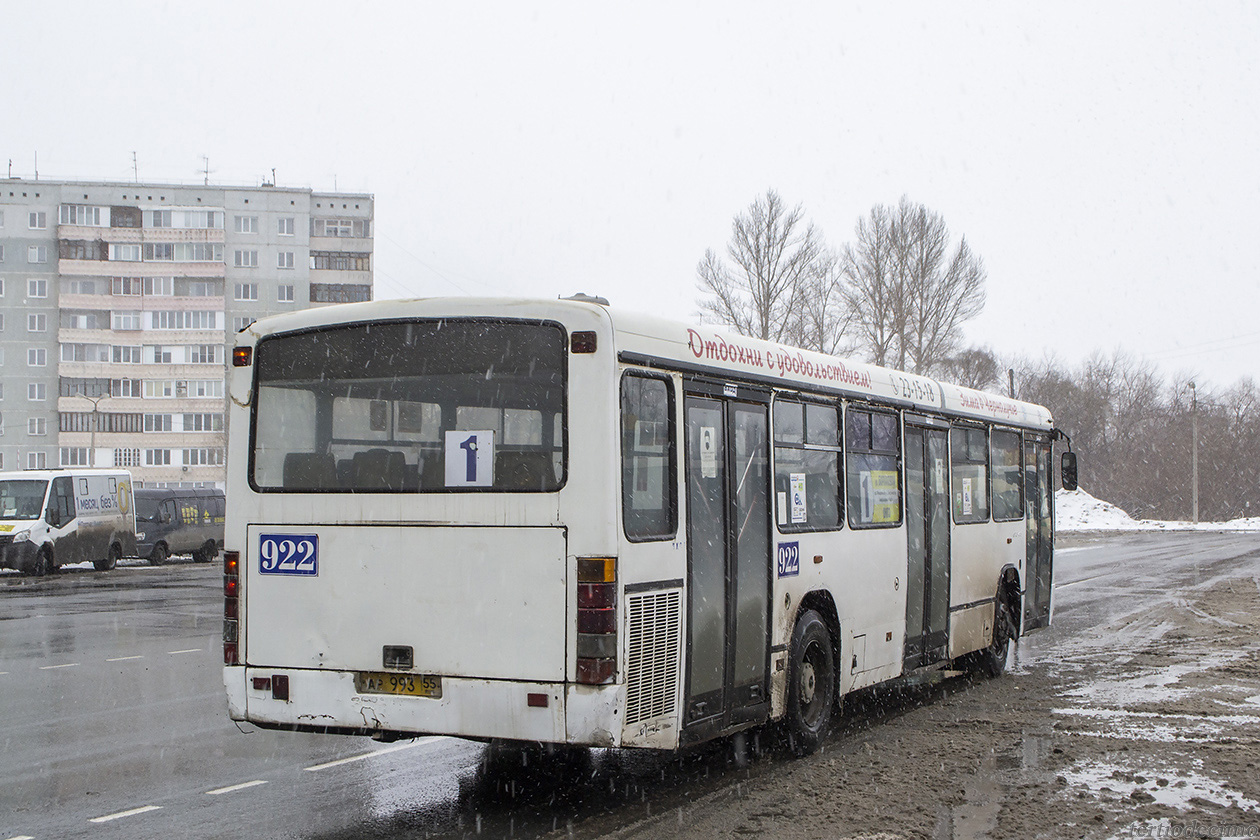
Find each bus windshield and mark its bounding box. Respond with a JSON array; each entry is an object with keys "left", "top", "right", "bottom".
[
  {"left": 250, "top": 318, "right": 567, "bottom": 493},
  {"left": 0, "top": 480, "right": 49, "bottom": 521}
]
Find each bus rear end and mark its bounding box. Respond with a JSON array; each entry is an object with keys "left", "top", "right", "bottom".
[{"left": 223, "top": 302, "right": 621, "bottom": 746}]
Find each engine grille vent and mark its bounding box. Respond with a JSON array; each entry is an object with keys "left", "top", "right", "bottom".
[{"left": 625, "top": 588, "right": 682, "bottom": 726}]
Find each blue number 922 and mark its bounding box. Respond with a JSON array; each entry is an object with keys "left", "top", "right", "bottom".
[{"left": 259, "top": 533, "right": 319, "bottom": 576}]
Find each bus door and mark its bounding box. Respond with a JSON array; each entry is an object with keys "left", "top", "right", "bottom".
[
  {"left": 903, "top": 422, "right": 951, "bottom": 670},
  {"left": 682, "top": 383, "right": 771, "bottom": 739},
  {"left": 1024, "top": 436, "right": 1053, "bottom": 629}
]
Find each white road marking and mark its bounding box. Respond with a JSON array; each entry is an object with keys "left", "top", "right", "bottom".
[
  {"left": 107, "top": 655, "right": 145, "bottom": 662},
  {"left": 89, "top": 804, "right": 162, "bottom": 823},
  {"left": 206, "top": 779, "right": 268, "bottom": 795},
  {"left": 304, "top": 736, "right": 454, "bottom": 771},
  {"left": 5, "top": 834, "right": 36, "bottom": 840},
  {"left": 39, "top": 663, "right": 79, "bottom": 670},
  {"left": 1056, "top": 574, "right": 1105, "bottom": 589},
  {"left": 168, "top": 648, "right": 202, "bottom": 655}
]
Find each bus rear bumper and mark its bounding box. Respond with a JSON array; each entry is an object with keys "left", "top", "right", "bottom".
[{"left": 231, "top": 667, "right": 626, "bottom": 747}]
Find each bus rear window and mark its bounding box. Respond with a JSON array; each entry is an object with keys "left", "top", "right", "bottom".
[{"left": 250, "top": 319, "right": 566, "bottom": 492}]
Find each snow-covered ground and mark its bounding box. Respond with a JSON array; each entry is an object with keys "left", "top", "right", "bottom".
[{"left": 1057, "top": 488, "right": 1260, "bottom": 532}]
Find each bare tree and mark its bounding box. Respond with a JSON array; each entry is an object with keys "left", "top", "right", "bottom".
[
  {"left": 696, "top": 190, "right": 831, "bottom": 344},
  {"left": 841, "top": 197, "right": 986, "bottom": 375},
  {"left": 940, "top": 345, "right": 1001, "bottom": 391}
]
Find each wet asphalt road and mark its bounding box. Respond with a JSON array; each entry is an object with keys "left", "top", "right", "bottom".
[{"left": 2, "top": 531, "right": 1259, "bottom": 840}]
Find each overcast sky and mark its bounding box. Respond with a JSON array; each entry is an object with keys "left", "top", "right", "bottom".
[{"left": 6, "top": 2, "right": 1258, "bottom": 391}]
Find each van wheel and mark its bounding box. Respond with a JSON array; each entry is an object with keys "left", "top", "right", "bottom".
[
  {"left": 784, "top": 609, "right": 835, "bottom": 756},
  {"left": 149, "top": 544, "right": 168, "bottom": 566},
  {"left": 94, "top": 543, "right": 121, "bottom": 572},
  {"left": 192, "top": 540, "right": 217, "bottom": 564},
  {"left": 27, "top": 547, "right": 53, "bottom": 577}
]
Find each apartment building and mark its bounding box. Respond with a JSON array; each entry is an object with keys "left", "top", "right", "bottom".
[{"left": 0, "top": 179, "right": 373, "bottom": 488}]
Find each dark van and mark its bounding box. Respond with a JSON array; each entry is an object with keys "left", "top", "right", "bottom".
[{"left": 134, "top": 488, "right": 225, "bottom": 565}]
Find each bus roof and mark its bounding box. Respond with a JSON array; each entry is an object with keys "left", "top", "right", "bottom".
[{"left": 237, "top": 297, "right": 1053, "bottom": 431}]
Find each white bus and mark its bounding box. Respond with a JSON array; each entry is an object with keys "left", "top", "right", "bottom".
[{"left": 223, "top": 297, "right": 1074, "bottom": 755}]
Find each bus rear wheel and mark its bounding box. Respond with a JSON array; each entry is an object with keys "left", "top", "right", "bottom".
[{"left": 785, "top": 609, "right": 834, "bottom": 756}]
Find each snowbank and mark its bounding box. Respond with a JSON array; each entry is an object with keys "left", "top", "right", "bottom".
[{"left": 1056, "top": 488, "right": 1260, "bottom": 532}]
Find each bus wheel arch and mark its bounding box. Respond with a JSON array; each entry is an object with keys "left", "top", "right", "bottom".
[
  {"left": 95, "top": 542, "right": 121, "bottom": 572},
  {"left": 972, "top": 569, "right": 1021, "bottom": 678}
]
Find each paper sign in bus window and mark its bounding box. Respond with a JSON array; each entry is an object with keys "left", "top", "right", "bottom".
[
  {"left": 859, "top": 470, "right": 900, "bottom": 523},
  {"left": 700, "top": 427, "right": 717, "bottom": 478},
  {"left": 445, "top": 430, "right": 495, "bottom": 487},
  {"left": 962, "top": 478, "right": 973, "bottom": 515},
  {"left": 790, "top": 473, "right": 807, "bottom": 524}
]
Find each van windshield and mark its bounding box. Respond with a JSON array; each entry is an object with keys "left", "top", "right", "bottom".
[
  {"left": 0, "top": 480, "right": 49, "bottom": 521},
  {"left": 250, "top": 318, "right": 567, "bottom": 493}
]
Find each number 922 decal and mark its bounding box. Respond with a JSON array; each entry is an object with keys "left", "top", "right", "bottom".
[{"left": 258, "top": 534, "right": 318, "bottom": 576}]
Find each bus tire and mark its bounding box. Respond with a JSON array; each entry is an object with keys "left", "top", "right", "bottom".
[
  {"left": 149, "top": 544, "right": 168, "bottom": 566},
  {"left": 785, "top": 609, "right": 835, "bottom": 757},
  {"left": 94, "top": 543, "right": 121, "bottom": 572},
  {"left": 975, "top": 590, "right": 1015, "bottom": 678},
  {"left": 27, "top": 547, "right": 53, "bottom": 577}
]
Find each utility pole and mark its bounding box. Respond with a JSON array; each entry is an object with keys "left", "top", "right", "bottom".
[
  {"left": 1189, "top": 381, "right": 1199, "bottom": 524},
  {"left": 74, "top": 392, "right": 106, "bottom": 468}
]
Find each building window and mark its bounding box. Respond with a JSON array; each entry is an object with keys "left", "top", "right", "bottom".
[
  {"left": 115, "top": 448, "right": 141, "bottom": 467},
  {"left": 148, "top": 209, "right": 221, "bottom": 229},
  {"left": 310, "top": 283, "right": 371, "bottom": 303},
  {"left": 183, "top": 448, "right": 225, "bottom": 467},
  {"left": 310, "top": 251, "right": 371, "bottom": 271},
  {"left": 145, "top": 276, "right": 175, "bottom": 296},
  {"left": 183, "top": 413, "right": 224, "bottom": 432},
  {"left": 112, "top": 345, "right": 142, "bottom": 364},
  {"left": 28, "top": 452, "right": 47, "bottom": 470},
  {"left": 233, "top": 316, "right": 255, "bottom": 332},
  {"left": 152, "top": 310, "right": 219, "bottom": 330},
  {"left": 29, "top": 211, "right": 47, "bottom": 229},
  {"left": 311, "top": 218, "right": 370, "bottom": 238},
  {"left": 28, "top": 278, "right": 47, "bottom": 298},
  {"left": 28, "top": 383, "right": 46, "bottom": 401},
  {"left": 187, "top": 345, "right": 223, "bottom": 364},
  {"left": 147, "top": 345, "right": 173, "bottom": 364},
  {"left": 112, "top": 311, "right": 142, "bottom": 330},
  {"left": 187, "top": 380, "right": 224, "bottom": 398},
  {"left": 182, "top": 280, "right": 215, "bottom": 297},
  {"left": 60, "top": 240, "right": 108, "bottom": 260},
  {"left": 277, "top": 284, "right": 295, "bottom": 302},
  {"left": 145, "top": 380, "right": 176, "bottom": 399},
  {"left": 29, "top": 417, "right": 48, "bottom": 436},
  {"left": 145, "top": 449, "right": 171, "bottom": 466},
  {"left": 109, "top": 243, "right": 142, "bottom": 262},
  {"left": 27, "top": 313, "right": 46, "bottom": 332},
  {"left": 0, "top": 245, "right": 4, "bottom": 261},
  {"left": 111, "top": 379, "right": 141, "bottom": 398},
  {"left": 27, "top": 245, "right": 48, "bottom": 264},
  {"left": 278, "top": 216, "right": 295, "bottom": 236},
  {"left": 277, "top": 251, "right": 295, "bottom": 269},
  {"left": 234, "top": 250, "right": 259, "bottom": 268},
  {"left": 112, "top": 277, "right": 143, "bottom": 296},
  {"left": 28, "top": 348, "right": 47, "bottom": 367},
  {"left": 61, "top": 448, "right": 90, "bottom": 467},
  {"left": 60, "top": 205, "right": 105, "bottom": 226},
  {"left": 234, "top": 283, "right": 259, "bottom": 301},
  {"left": 144, "top": 414, "right": 173, "bottom": 432},
  {"left": 150, "top": 209, "right": 172, "bottom": 228},
  {"left": 234, "top": 215, "right": 259, "bottom": 234}
]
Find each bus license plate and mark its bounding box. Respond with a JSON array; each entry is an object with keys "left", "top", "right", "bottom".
[{"left": 354, "top": 672, "right": 442, "bottom": 699}]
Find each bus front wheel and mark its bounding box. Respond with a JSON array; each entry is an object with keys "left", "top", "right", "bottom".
[
  {"left": 785, "top": 609, "right": 834, "bottom": 756},
  {"left": 975, "top": 590, "right": 1016, "bottom": 678}
]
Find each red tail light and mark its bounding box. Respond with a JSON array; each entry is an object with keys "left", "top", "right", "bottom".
[
  {"left": 223, "top": 550, "right": 240, "bottom": 666},
  {"left": 576, "top": 557, "right": 616, "bottom": 685}
]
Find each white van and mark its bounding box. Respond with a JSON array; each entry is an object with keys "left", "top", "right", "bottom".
[{"left": 0, "top": 470, "right": 137, "bottom": 576}]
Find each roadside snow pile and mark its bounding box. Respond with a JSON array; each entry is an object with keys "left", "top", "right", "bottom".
[{"left": 1056, "top": 488, "right": 1260, "bottom": 532}]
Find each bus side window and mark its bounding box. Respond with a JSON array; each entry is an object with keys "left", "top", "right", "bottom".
[
  {"left": 620, "top": 373, "right": 676, "bottom": 541},
  {"left": 951, "top": 426, "right": 990, "bottom": 523},
  {"left": 845, "top": 407, "right": 901, "bottom": 527}
]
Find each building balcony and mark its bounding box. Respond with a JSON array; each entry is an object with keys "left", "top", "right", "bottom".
[
  {"left": 58, "top": 258, "right": 227, "bottom": 278},
  {"left": 57, "top": 224, "right": 225, "bottom": 243}
]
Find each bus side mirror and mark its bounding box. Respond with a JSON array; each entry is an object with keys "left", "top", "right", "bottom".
[{"left": 1061, "top": 451, "right": 1078, "bottom": 492}]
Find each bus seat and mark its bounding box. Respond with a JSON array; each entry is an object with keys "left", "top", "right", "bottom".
[
  {"left": 495, "top": 451, "right": 553, "bottom": 489},
  {"left": 418, "top": 453, "right": 444, "bottom": 489},
  {"left": 337, "top": 459, "right": 353, "bottom": 486},
  {"left": 283, "top": 452, "right": 335, "bottom": 489},
  {"left": 353, "top": 449, "right": 407, "bottom": 490}
]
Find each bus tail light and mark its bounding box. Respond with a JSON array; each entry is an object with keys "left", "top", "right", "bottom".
[
  {"left": 223, "top": 550, "right": 240, "bottom": 666},
  {"left": 576, "top": 557, "right": 616, "bottom": 684}
]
